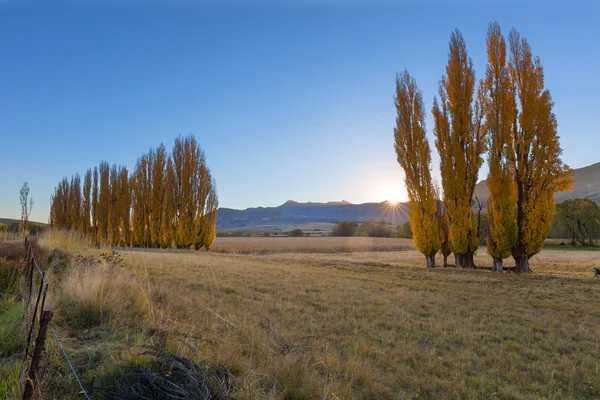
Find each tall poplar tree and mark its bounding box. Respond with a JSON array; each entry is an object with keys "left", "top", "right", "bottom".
[
  {"left": 97, "top": 161, "right": 110, "bottom": 244},
  {"left": 92, "top": 166, "right": 99, "bottom": 242},
  {"left": 507, "top": 28, "right": 572, "bottom": 272},
  {"left": 150, "top": 144, "right": 167, "bottom": 247},
  {"left": 107, "top": 164, "right": 120, "bottom": 245},
  {"left": 161, "top": 157, "right": 176, "bottom": 248},
  {"left": 393, "top": 70, "right": 440, "bottom": 268},
  {"left": 432, "top": 29, "right": 487, "bottom": 269},
  {"left": 483, "top": 22, "right": 518, "bottom": 272},
  {"left": 83, "top": 169, "right": 92, "bottom": 236},
  {"left": 118, "top": 166, "right": 131, "bottom": 246}
]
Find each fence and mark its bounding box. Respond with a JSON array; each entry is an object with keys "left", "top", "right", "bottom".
[{"left": 21, "top": 237, "right": 93, "bottom": 400}]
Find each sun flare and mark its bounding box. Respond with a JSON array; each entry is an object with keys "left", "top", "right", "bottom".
[{"left": 375, "top": 184, "right": 406, "bottom": 205}]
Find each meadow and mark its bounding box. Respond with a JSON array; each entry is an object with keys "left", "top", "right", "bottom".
[{"left": 1, "top": 233, "right": 599, "bottom": 399}]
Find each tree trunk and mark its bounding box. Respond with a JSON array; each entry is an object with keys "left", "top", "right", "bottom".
[
  {"left": 425, "top": 254, "right": 436, "bottom": 268},
  {"left": 491, "top": 257, "right": 503, "bottom": 272},
  {"left": 455, "top": 253, "right": 476, "bottom": 269},
  {"left": 514, "top": 256, "right": 532, "bottom": 273},
  {"left": 443, "top": 253, "right": 448, "bottom": 268}
]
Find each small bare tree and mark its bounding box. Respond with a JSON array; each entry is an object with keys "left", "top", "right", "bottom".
[{"left": 20, "top": 182, "right": 33, "bottom": 236}]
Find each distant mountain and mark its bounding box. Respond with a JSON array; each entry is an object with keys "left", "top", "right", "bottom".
[
  {"left": 217, "top": 200, "right": 409, "bottom": 230},
  {"left": 0, "top": 218, "right": 48, "bottom": 227},
  {"left": 474, "top": 162, "right": 600, "bottom": 204}
]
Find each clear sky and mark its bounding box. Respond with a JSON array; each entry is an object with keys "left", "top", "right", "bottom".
[{"left": 1, "top": 1, "right": 599, "bottom": 223}]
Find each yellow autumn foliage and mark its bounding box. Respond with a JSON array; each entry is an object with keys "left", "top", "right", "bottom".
[{"left": 393, "top": 70, "right": 440, "bottom": 267}]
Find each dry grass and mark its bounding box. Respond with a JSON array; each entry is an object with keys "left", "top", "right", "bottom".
[
  {"left": 208, "top": 236, "right": 414, "bottom": 254},
  {"left": 49, "top": 262, "right": 150, "bottom": 329},
  {"left": 110, "top": 245, "right": 600, "bottom": 399},
  {"left": 18, "top": 234, "right": 600, "bottom": 399}
]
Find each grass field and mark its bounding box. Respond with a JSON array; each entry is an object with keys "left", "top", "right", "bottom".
[{"left": 2, "top": 233, "right": 600, "bottom": 399}]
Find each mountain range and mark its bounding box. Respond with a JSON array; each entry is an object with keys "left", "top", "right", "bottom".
[{"left": 218, "top": 162, "right": 600, "bottom": 230}]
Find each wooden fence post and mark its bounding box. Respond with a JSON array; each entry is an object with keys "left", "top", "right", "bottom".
[{"left": 23, "top": 310, "right": 53, "bottom": 400}]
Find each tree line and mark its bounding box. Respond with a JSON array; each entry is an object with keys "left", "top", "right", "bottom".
[
  {"left": 394, "top": 22, "right": 572, "bottom": 272},
  {"left": 330, "top": 220, "right": 412, "bottom": 238},
  {"left": 49, "top": 135, "right": 218, "bottom": 250}
]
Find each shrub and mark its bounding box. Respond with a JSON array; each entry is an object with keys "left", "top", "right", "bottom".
[
  {"left": 331, "top": 221, "right": 358, "bottom": 237},
  {"left": 288, "top": 229, "right": 304, "bottom": 237}
]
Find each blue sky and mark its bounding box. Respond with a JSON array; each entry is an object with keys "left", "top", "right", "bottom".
[{"left": 1, "top": 1, "right": 599, "bottom": 222}]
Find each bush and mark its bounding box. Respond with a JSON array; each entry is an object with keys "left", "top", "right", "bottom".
[
  {"left": 331, "top": 221, "right": 358, "bottom": 237},
  {"left": 288, "top": 229, "right": 304, "bottom": 237}
]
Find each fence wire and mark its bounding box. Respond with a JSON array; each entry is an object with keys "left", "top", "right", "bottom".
[{"left": 23, "top": 238, "right": 93, "bottom": 399}]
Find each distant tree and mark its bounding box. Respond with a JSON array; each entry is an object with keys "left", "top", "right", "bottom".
[
  {"left": 483, "top": 22, "right": 517, "bottom": 272},
  {"left": 108, "top": 164, "right": 120, "bottom": 245},
  {"left": 200, "top": 185, "right": 219, "bottom": 250},
  {"left": 92, "top": 166, "right": 99, "bottom": 241},
  {"left": 161, "top": 157, "right": 176, "bottom": 248},
  {"left": 263, "top": 231, "right": 271, "bottom": 237},
  {"left": 331, "top": 221, "right": 358, "bottom": 237},
  {"left": 432, "top": 30, "right": 486, "bottom": 269},
  {"left": 401, "top": 221, "right": 412, "bottom": 238},
  {"left": 82, "top": 169, "right": 92, "bottom": 236},
  {"left": 97, "top": 161, "right": 111, "bottom": 244},
  {"left": 117, "top": 166, "right": 131, "bottom": 246},
  {"left": 394, "top": 70, "right": 439, "bottom": 268},
  {"left": 20, "top": 182, "right": 33, "bottom": 236},
  {"left": 507, "top": 28, "right": 573, "bottom": 272},
  {"left": 556, "top": 198, "right": 600, "bottom": 246},
  {"left": 151, "top": 144, "right": 167, "bottom": 247},
  {"left": 289, "top": 228, "right": 304, "bottom": 237}
]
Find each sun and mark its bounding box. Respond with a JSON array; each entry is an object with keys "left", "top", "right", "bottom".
[{"left": 375, "top": 184, "right": 406, "bottom": 205}]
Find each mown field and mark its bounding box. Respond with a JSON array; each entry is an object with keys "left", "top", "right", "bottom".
[{"left": 1, "top": 233, "right": 599, "bottom": 399}]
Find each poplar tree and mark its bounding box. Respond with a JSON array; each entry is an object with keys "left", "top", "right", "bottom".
[
  {"left": 92, "top": 167, "right": 99, "bottom": 242},
  {"left": 108, "top": 164, "right": 120, "bottom": 245},
  {"left": 393, "top": 70, "right": 439, "bottom": 268},
  {"left": 201, "top": 185, "right": 219, "bottom": 250},
  {"left": 483, "top": 22, "right": 517, "bottom": 272},
  {"left": 83, "top": 169, "right": 92, "bottom": 236},
  {"left": 161, "top": 157, "right": 176, "bottom": 248},
  {"left": 97, "top": 161, "right": 110, "bottom": 244},
  {"left": 150, "top": 144, "right": 167, "bottom": 247},
  {"left": 118, "top": 166, "right": 131, "bottom": 246},
  {"left": 507, "top": 28, "right": 572, "bottom": 272},
  {"left": 432, "top": 29, "right": 487, "bottom": 269}
]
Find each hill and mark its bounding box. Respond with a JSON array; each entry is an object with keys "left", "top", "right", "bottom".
[
  {"left": 474, "top": 162, "right": 600, "bottom": 204},
  {"left": 217, "top": 200, "right": 409, "bottom": 230}
]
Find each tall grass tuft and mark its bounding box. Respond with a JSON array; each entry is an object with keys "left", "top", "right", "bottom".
[{"left": 53, "top": 262, "right": 150, "bottom": 329}]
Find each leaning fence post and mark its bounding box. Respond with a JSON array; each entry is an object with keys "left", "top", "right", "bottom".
[
  {"left": 23, "top": 273, "right": 44, "bottom": 363},
  {"left": 23, "top": 310, "right": 53, "bottom": 400}
]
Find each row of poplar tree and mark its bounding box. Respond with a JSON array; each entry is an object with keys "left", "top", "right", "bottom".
[
  {"left": 394, "top": 22, "right": 572, "bottom": 273},
  {"left": 49, "top": 135, "right": 218, "bottom": 250}
]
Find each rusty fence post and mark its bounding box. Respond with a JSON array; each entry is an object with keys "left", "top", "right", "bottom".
[{"left": 23, "top": 310, "right": 53, "bottom": 400}]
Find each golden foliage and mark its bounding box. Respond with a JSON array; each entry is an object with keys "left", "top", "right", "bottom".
[
  {"left": 393, "top": 70, "right": 439, "bottom": 266},
  {"left": 482, "top": 22, "right": 517, "bottom": 264},
  {"left": 49, "top": 135, "right": 218, "bottom": 250},
  {"left": 506, "top": 28, "right": 573, "bottom": 271},
  {"left": 432, "top": 30, "right": 486, "bottom": 265}
]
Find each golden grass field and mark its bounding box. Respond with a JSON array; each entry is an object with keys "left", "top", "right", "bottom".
[{"left": 2, "top": 232, "right": 600, "bottom": 399}]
